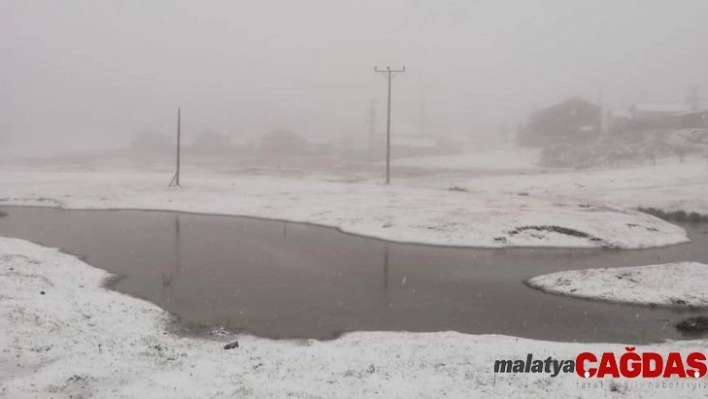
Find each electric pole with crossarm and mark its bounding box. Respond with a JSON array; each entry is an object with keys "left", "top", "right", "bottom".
[{"left": 374, "top": 66, "right": 405, "bottom": 185}]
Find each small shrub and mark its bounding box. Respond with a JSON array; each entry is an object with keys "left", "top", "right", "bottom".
[
  {"left": 675, "top": 316, "right": 708, "bottom": 333},
  {"left": 608, "top": 380, "right": 623, "bottom": 393},
  {"left": 638, "top": 207, "right": 708, "bottom": 224}
]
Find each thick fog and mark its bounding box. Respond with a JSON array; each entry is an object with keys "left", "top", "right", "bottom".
[{"left": 2, "top": 0, "right": 707, "bottom": 153}]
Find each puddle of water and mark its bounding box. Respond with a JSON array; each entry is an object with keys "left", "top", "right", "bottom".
[{"left": 0, "top": 205, "right": 706, "bottom": 344}]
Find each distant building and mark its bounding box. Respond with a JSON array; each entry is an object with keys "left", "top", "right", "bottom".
[
  {"left": 390, "top": 134, "right": 442, "bottom": 157},
  {"left": 130, "top": 131, "right": 172, "bottom": 154},
  {"left": 606, "top": 108, "right": 632, "bottom": 133},
  {"left": 629, "top": 103, "right": 691, "bottom": 120},
  {"left": 260, "top": 128, "right": 307, "bottom": 155},
  {"left": 189, "top": 130, "right": 235, "bottom": 156},
  {"left": 679, "top": 109, "right": 708, "bottom": 129},
  {"left": 625, "top": 103, "right": 692, "bottom": 129},
  {"left": 519, "top": 97, "right": 600, "bottom": 147},
  {"left": 601, "top": 101, "right": 708, "bottom": 133}
]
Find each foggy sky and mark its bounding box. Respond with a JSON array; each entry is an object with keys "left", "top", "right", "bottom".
[{"left": 2, "top": 0, "right": 707, "bottom": 151}]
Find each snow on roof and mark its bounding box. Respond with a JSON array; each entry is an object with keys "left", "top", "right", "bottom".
[
  {"left": 631, "top": 103, "right": 691, "bottom": 114},
  {"left": 534, "top": 97, "right": 597, "bottom": 117}
]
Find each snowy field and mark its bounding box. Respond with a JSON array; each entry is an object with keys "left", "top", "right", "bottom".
[
  {"left": 528, "top": 262, "right": 708, "bottom": 308},
  {"left": 0, "top": 166, "right": 690, "bottom": 249},
  {"left": 2, "top": 151, "right": 708, "bottom": 397},
  {"left": 404, "top": 156, "right": 708, "bottom": 215},
  {"left": 2, "top": 237, "right": 707, "bottom": 398}
]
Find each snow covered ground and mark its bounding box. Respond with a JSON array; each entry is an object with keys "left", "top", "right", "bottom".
[
  {"left": 2, "top": 152, "right": 708, "bottom": 397},
  {"left": 0, "top": 167, "right": 688, "bottom": 249},
  {"left": 527, "top": 262, "right": 708, "bottom": 308},
  {"left": 2, "top": 237, "right": 708, "bottom": 398},
  {"left": 405, "top": 157, "right": 708, "bottom": 215}
]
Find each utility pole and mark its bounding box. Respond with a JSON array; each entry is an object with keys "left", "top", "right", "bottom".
[
  {"left": 374, "top": 66, "right": 405, "bottom": 185},
  {"left": 687, "top": 85, "right": 701, "bottom": 112},
  {"left": 169, "top": 107, "right": 181, "bottom": 187},
  {"left": 419, "top": 91, "right": 427, "bottom": 136}
]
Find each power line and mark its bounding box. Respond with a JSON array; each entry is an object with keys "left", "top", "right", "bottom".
[{"left": 374, "top": 66, "right": 405, "bottom": 185}]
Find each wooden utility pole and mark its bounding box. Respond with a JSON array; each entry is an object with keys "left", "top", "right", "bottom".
[
  {"left": 687, "top": 85, "right": 701, "bottom": 112},
  {"left": 168, "top": 107, "right": 181, "bottom": 187},
  {"left": 374, "top": 66, "right": 405, "bottom": 185}
]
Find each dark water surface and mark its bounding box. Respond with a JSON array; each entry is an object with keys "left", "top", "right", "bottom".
[{"left": 1, "top": 205, "right": 706, "bottom": 344}]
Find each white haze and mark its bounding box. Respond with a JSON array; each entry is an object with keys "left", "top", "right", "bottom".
[{"left": 1, "top": 0, "right": 707, "bottom": 152}]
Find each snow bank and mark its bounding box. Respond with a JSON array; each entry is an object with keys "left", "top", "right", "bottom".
[
  {"left": 414, "top": 158, "right": 708, "bottom": 216},
  {"left": 0, "top": 169, "right": 688, "bottom": 249},
  {"left": 527, "top": 262, "right": 708, "bottom": 308},
  {"left": 2, "top": 237, "right": 707, "bottom": 398}
]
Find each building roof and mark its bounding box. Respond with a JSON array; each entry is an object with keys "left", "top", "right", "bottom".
[
  {"left": 533, "top": 97, "right": 598, "bottom": 118},
  {"left": 631, "top": 103, "right": 691, "bottom": 114}
]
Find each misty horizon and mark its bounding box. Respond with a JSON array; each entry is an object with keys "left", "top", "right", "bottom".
[{"left": 2, "top": 0, "right": 707, "bottom": 152}]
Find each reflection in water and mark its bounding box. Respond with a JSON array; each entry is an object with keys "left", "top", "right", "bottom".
[
  {"left": 382, "top": 242, "right": 390, "bottom": 309},
  {"left": 162, "top": 215, "right": 181, "bottom": 293},
  {"left": 161, "top": 273, "right": 173, "bottom": 290},
  {"left": 0, "top": 205, "right": 707, "bottom": 343}
]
